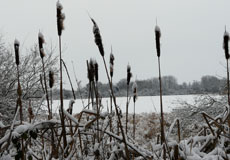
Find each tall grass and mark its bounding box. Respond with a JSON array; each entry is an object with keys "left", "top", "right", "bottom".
[
  {"left": 56, "top": 1, "right": 67, "bottom": 152},
  {"left": 155, "top": 25, "right": 165, "bottom": 145},
  {"left": 126, "top": 64, "right": 132, "bottom": 134},
  {"left": 2, "top": 2, "right": 230, "bottom": 160},
  {"left": 132, "top": 82, "right": 137, "bottom": 139},
  {"left": 91, "top": 17, "right": 131, "bottom": 159},
  {"left": 38, "top": 32, "right": 51, "bottom": 120}
]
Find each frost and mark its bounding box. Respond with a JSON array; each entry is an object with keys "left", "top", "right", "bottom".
[
  {"left": 56, "top": 1, "right": 63, "bottom": 9},
  {"left": 224, "top": 31, "right": 229, "bottom": 36},
  {"left": 14, "top": 39, "right": 20, "bottom": 45},
  {"left": 155, "top": 25, "right": 161, "bottom": 33},
  {"left": 0, "top": 121, "right": 5, "bottom": 128}
]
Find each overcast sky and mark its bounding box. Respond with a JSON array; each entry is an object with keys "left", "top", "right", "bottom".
[{"left": 1, "top": 0, "right": 230, "bottom": 88}]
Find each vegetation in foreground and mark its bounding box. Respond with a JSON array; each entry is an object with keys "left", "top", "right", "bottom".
[{"left": 1, "top": 1, "right": 230, "bottom": 160}]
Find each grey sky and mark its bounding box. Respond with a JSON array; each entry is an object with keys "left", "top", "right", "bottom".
[{"left": 1, "top": 0, "right": 230, "bottom": 88}]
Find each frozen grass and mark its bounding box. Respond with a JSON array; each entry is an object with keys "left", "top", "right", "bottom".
[{"left": 1, "top": 1, "right": 230, "bottom": 159}]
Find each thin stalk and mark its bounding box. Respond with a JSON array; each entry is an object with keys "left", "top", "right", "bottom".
[
  {"left": 158, "top": 57, "right": 165, "bottom": 144},
  {"left": 227, "top": 59, "right": 230, "bottom": 106},
  {"left": 58, "top": 36, "right": 67, "bottom": 150},
  {"left": 50, "top": 89, "right": 53, "bottom": 119},
  {"left": 71, "top": 61, "right": 85, "bottom": 108},
  {"left": 126, "top": 84, "right": 129, "bottom": 134},
  {"left": 226, "top": 59, "right": 230, "bottom": 134},
  {"left": 102, "top": 56, "right": 130, "bottom": 159},
  {"left": 110, "top": 95, "right": 113, "bottom": 142},
  {"left": 16, "top": 65, "right": 25, "bottom": 160},
  {"left": 16, "top": 65, "right": 23, "bottom": 124},
  {"left": 62, "top": 59, "right": 75, "bottom": 137},
  {"left": 133, "top": 101, "right": 136, "bottom": 140},
  {"left": 62, "top": 59, "right": 76, "bottom": 99},
  {"left": 41, "top": 58, "right": 51, "bottom": 119},
  {"left": 92, "top": 81, "right": 100, "bottom": 143},
  {"left": 177, "top": 119, "right": 181, "bottom": 142}
]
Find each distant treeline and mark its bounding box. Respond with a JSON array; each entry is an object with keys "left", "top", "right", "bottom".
[{"left": 53, "top": 75, "right": 227, "bottom": 99}]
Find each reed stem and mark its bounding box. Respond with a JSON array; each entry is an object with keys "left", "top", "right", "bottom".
[
  {"left": 126, "top": 84, "right": 129, "bottom": 134},
  {"left": 102, "top": 56, "right": 130, "bottom": 159},
  {"left": 41, "top": 58, "right": 51, "bottom": 119},
  {"left": 58, "top": 35, "right": 67, "bottom": 150},
  {"left": 158, "top": 57, "right": 165, "bottom": 144}
]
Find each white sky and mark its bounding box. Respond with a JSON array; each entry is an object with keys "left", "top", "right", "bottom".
[{"left": 1, "top": 0, "right": 230, "bottom": 88}]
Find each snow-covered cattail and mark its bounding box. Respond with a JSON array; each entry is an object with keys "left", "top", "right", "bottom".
[
  {"left": 133, "top": 82, "right": 137, "bottom": 103},
  {"left": 127, "top": 64, "right": 132, "bottom": 85},
  {"left": 91, "top": 18, "right": 104, "bottom": 57},
  {"left": 110, "top": 52, "right": 114, "bottom": 78},
  {"left": 38, "top": 32, "right": 45, "bottom": 58},
  {"left": 49, "top": 70, "right": 54, "bottom": 88},
  {"left": 155, "top": 25, "right": 161, "bottom": 57},
  {"left": 94, "top": 61, "right": 99, "bottom": 82},
  {"left": 14, "top": 39, "right": 20, "bottom": 65},
  {"left": 56, "top": 1, "right": 65, "bottom": 36},
  {"left": 223, "top": 31, "right": 229, "bottom": 59}
]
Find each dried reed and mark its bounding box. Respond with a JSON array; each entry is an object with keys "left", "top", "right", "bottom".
[
  {"left": 56, "top": 1, "right": 67, "bottom": 151},
  {"left": 126, "top": 64, "right": 132, "bottom": 134},
  {"left": 133, "top": 82, "right": 137, "bottom": 139},
  {"left": 38, "top": 32, "right": 51, "bottom": 120},
  {"left": 91, "top": 17, "right": 130, "bottom": 159},
  {"left": 155, "top": 25, "right": 165, "bottom": 144},
  {"left": 14, "top": 39, "right": 25, "bottom": 160},
  {"left": 223, "top": 30, "right": 230, "bottom": 106}
]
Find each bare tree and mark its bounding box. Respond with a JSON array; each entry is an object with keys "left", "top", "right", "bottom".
[{"left": 0, "top": 38, "right": 58, "bottom": 124}]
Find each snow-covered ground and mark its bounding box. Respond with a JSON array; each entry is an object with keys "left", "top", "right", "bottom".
[{"left": 51, "top": 94, "right": 217, "bottom": 114}]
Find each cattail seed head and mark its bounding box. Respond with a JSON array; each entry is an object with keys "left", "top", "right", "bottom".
[
  {"left": 56, "top": 1, "right": 65, "bottom": 36},
  {"left": 14, "top": 39, "right": 20, "bottom": 65},
  {"left": 91, "top": 18, "right": 104, "bottom": 57},
  {"left": 110, "top": 53, "right": 115, "bottom": 78},
  {"left": 49, "top": 70, "right": 55, "bottom": 88},
  {"left": 88, "top": 58, "right": 95, "bottom": 82},
  {"left": 155, "top": 25, "right": 161, "bottom": 57},
  {"left": 94, "top": 61, "right": 99, "bottom": 82},
  {"left": 38, "top": 32, "right": 45, "bottom": 58},
  {"left": 127, "top": 64, "right": 132, "bottom": 85},
  {"left": 132, "top": 82, "right": 137, "bottom": 103},
  {"left": 223, "top": 31, "right": 229, "bottom": 59}
]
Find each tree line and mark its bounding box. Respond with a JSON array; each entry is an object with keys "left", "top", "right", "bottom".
[{"left": 58, "top": 75, "right": 227, "bottom": 99}]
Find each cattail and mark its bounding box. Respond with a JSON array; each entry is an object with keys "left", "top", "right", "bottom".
[
  {"left": 155, "top": 25, "right": 161, "bottom": 57},
  {"left": 91, "top": 18, "right": 104, "bottom": 57},
  {"left": 127, "top": 64, "right": 132, "bottom": 85},
  {"left": 38, "top": 32, "right": 45, "bottom": 58},
  {"left": 133, "top": 82, "right": 137, "bottom": 103},
  {"left": 14, "top": 39, "right": 20, "bottom": 65},
  {"left": 94, "top": 61, "right": 99, "bottom": 82},
  {"left": 223, "top": 31, "right": 229, "bottom": 59},
  {"left": 110, "top": 52, "right": 114, "bottom": 78},
  {"left": 56, "top": 1, "right": 65, "bottom": 36},
  {"left": 88, "top": 58, "right": 95, "bottom": 82},
  {"left": 49, "top": 70, "right": 54, "bottom": 88}
]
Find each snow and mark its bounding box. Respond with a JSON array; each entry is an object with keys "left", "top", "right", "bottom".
[
  {"left": 38, "top": 32, "right": 45, "bottom": 42},
  {"left": 56, "top": 1, "right": 63, "bottom": 10},
  {"left": 155, "top": 25, "right": 161, "bottom": 33},
  {"left": 14, "top": 39, "right": 20, "bottom": 45},
  {"left": 0, "top": 121, "right": 5, "bottom": 128},
  {"left": 51, "top": 95, "right": 199, "bottom": 114},
  {"left": 224, "top": 31, "right": 229, "bottom": 37}
]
